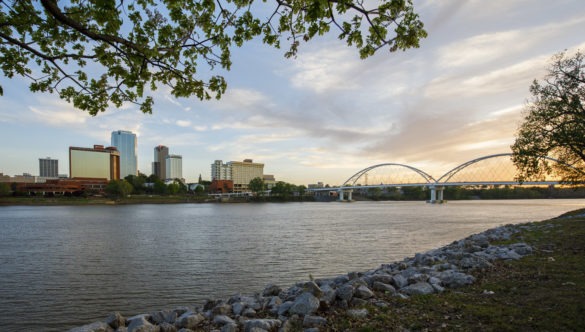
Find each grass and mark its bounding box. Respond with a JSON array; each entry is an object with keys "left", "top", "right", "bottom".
[{"left": 324, "top": 213, "right": 585, "bottom": 331}]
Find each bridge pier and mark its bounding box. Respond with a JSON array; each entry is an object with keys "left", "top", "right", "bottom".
[
  {"left": 338, "top": 189, "right": 353, "bottom": 202},
  {"left": 428, "top": 185, "right": 445, "bottom": 204}
]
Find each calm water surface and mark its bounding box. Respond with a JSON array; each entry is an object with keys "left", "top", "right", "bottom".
[{"left": 0, "top": 199, "right": 583, "bottom": 331}]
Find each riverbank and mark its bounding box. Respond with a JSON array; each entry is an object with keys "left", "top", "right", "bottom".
[{"left": 70, "top": 208, "right": 585, "bottom": 332}]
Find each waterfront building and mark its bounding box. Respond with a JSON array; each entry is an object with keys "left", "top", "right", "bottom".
[
  {"left": 211, "top": 160, "right": 232, "bottom": 180},
  {"left": 111, "top": 130, "right": 137, "bottom": 178},
  {"left": 263, "top": 174, "right": 276, "bottom": 189},
  {"left": 152, "top": 145, "right": 169, "bottom": 180},
  {"left": 69, "top": 145, "right": 120, "bottom": 180},
  {"left": 165, "top": 154, "right": 183, "bottom": 181},
  {"left": 39, "top": 157, "right": 58, "bottom": 178},
  {"left": 211, "top": 159, "right": 264, "bottom": 193}
]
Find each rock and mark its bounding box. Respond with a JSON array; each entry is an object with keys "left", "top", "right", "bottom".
[
  {"left": 244, "top": 319, "right": 282, "bottom": 332},
  {"left": 68, "top": 321, "right": 113, "bottom": 332},
  {"left": 349, "top": 298, "right": 368, "bottom": 307},
  {"left": 289, "top": 292, "right": 320, "bottom": 316},
  {"left": 319, "top": 284, "right": 336, "bottom": 305},
  {"left": 333, "top": 275, "right": 350, "bottom": 285},
  {"left": 213, "top": 315, "right": 236, "bottom": 326},
  {"left": 439, "top": 270, "right": 475, "bottom": 288},
  {"left": 242, "top": 308, "right": 257, "bottom": 317},
  {"left": 221, "top": 323, "right": 237, "bottom": 332},
  {"left": 373, "top": 281, "right": 396, "bottom": 293},
  {"left": 510, "top": 243, "right": 532, "bottom": 255},
  {"left": 347, "top": 309, "right": 368, "bottom": 319},
  {"left": 106, "top": 312, "right": 126, "bottom": 329},
  {"left": 277, "top": 301, "right": 294, "bottom": 315},
  {"left": 354, "top": 285, "right": 374, "bottom": 299},
  {"left": 151, "top": 310, "right": 177, "bottom": 325},
  {"left": 159, "top": 322, "right": 177, "bottom": 332},
  {"left": 127, "top": 315, "right": 158, "bottom": 332},
  {"left": 232, "top": 302, "right": 245, "bottom": 316},
  {"left": 336, "top": 284, "right": 354, "bottom": 302},
  {"left": 263, "top": 284, "right": 282, "bottom": 297},
  {"left": 267, "top": 296, "right": 283, "bottom": 308},
  {"left": 303, "top": 281, "right": 323, "bottom": 297},
  {"left": 173, "top": 307, "right": 191, "bottom": 317},
  {"left": 401, "top": 282, "right": 435, "bottom": 295},
  {"left": 303, "top": 315, "right": 327, "bottom": 328},
  {"left": 212, "top": 303, "right": 232, "bottom": 316},
  {"left": 370, "top": 273, "right": 394, "bottom": 285},
  {"left": 176, "top": 313, "right": 205, "bottom": 329},
  {"left": 391, "top": 274, "right": 408, "bottom": 289}
]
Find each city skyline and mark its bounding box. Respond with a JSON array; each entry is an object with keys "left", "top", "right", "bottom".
[{"left": 0, "top": 1, "right": 584, "bottom": 185}]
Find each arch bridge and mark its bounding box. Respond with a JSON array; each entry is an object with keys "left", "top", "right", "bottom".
[{"left": 310, "top": 153, "right": 572, "bottom": 203}]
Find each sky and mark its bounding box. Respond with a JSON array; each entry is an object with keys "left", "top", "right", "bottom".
[{"left": 1, "top": 0, "right": 584, "bottom": 186}]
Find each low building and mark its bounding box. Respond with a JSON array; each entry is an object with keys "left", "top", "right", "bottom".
[
  {"left": 263, "top": 174, "right": 276, "bottom": 189},
  {"left": 209, "top": 179, "right": 234, "bottom": 193}
]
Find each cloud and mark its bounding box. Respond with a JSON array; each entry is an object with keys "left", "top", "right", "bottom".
[{"left": 176, "top": 120, "right": 192, "bottom": 127}]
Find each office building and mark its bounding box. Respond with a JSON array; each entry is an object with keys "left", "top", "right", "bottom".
[
  {"left": 111, "top": 130, "right": 137, "bottom": 178},
  {"left": 69, "top": 145, "right": 120, "bottom": 180},
  {"left": 165, "top": 154, "right": 183, "bottom": 181},
  {"left": 211, "top": 159, "right": 264, "bottom": 193},
  {"left": 211, "top": 160, "right": 232, "bottom": 180},
  {"left": 39, "top": 157, "right": 58, "bottom": 178},
  {"left": 152, "top": 145, "right": 169, "bottom": 180}
]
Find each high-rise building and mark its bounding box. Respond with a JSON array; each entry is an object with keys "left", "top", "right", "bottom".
[
  {"left": 39, "top": 157, "right": 58, "bottom": 178},
  {"left": 152, "top": 145, "right": 169, "bottom": 180},
  {"left": 69, "top": 145, "right": 120, "bottom": 180},
  {"left": 211, "top": 160, "right": 232, "bottom": 180},
  {"left": 165, "top": 154, "right": 183, "bottom": 181},
  {"left": 211, "top": 159, "right": 264, "bottom": 192},
  {"left": 111, "top": 130, "right": 137, "bottom": 178}
]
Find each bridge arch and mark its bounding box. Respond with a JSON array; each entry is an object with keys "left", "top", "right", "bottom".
[
  {"left": 341, "top": 163, "right": 436, "bottom": 187},
  {"left": 436, "top": 153, "right": 574, "bottom": 184}
]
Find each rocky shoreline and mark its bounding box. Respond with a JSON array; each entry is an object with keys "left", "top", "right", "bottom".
[{"left": 70, "top": 222, "right": 539, "bottom": 332}]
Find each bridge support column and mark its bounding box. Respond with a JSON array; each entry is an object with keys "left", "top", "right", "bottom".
[
  {"left": 428, "top": 185, "right": 445, "bottom": 204},
  {"left": 337, "top": 189, "right": 353, "bottom": 202}
]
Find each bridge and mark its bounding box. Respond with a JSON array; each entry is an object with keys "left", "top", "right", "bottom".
[{"left": 308, "top": 153, "right": 570, "bottom": 203}]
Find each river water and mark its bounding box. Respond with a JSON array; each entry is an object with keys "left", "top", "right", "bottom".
[{"left": 0, "top": 199, "right": 583, "bottom": 331}]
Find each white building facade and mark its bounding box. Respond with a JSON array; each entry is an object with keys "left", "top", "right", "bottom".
[
  {"left": 111, "top": 130, "right": 137, "bottom": 178},
  {"left": 165, "top": 154, "right": 183, "bottom": 181}
]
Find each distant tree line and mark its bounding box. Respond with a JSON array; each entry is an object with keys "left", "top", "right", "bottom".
[{"left": 353, "top": 185, "right": 585, "bottom": 201}]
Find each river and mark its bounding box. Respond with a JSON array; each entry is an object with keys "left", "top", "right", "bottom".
[{"left": 0, "top": 199, "right": 583, "bottom": 331}]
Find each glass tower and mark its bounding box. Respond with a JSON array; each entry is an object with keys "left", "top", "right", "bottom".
[{"left": 111, "top": 130, "right": 137, "bottom": 178}]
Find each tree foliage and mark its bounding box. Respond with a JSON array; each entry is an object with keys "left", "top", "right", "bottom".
[
  {"left": 511, "top": 50, "right": 585, "bottom": 183},
  {"left": 105, "top": 179, "right": 133, "bottom": 197},
  {"left": 0, "top": 0, "right": 426, "bottom": 115},
  {"left": 248, "top": 176, "right": 265, "bottom": 195}
]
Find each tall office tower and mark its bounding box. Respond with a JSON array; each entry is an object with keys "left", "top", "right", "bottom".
[
  {"left": 39, "top": 157, "right": 58, "bottom": 178},
  {"left": 165, "top": 154, "right": 182, "bottom": 180},
  {"left": 69, "top": 145, "right": 120, "bottom": 180},
  {"left": 111, "top": 130, "right": 137, "bottom": 178},
  {"left": 153, "top": 145, "right": 169, "bottom": 179},
  {"left": 211, "top": 160, "right": 232, "bottom": 180}
]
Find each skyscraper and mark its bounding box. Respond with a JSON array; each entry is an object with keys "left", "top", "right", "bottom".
[
  {"left": 39, "top": 157, "right": 58, "bottom": 178},
  {"left": 111, "top": 130, "right": 137, "bottom": 178},
  {"left": 153, "top": 145, "right": 169, "bottom": 180},
  {"left": 165, "top": 154, "right": 183, "bottom": 181}
]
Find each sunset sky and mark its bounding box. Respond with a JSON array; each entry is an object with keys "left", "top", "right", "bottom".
[{"left": 1, "top": 0, "right": 584, "bottom": 185}]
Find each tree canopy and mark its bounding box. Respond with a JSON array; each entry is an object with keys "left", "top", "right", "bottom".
[
  {"left": 511, "top": 50, "right": 585, "bottom": 184},
  {"left": 0, "top": 0, "right": 426, "bottom": 115}
]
